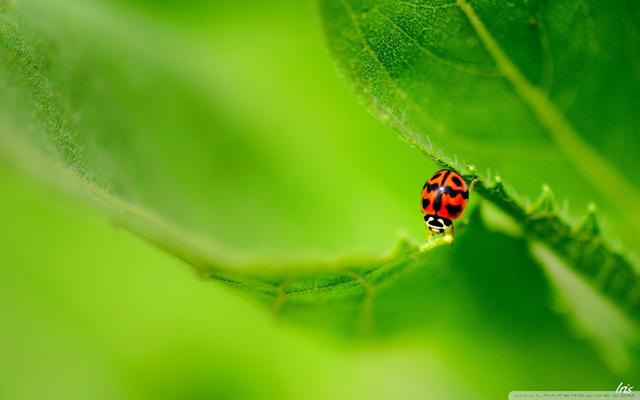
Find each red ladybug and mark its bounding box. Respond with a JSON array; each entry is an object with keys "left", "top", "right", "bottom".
[{"left": 421, "top": 169, "right": 469, "bottom": 236}]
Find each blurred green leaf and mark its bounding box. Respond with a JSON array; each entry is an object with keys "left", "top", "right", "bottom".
[
  {"left": 0, "top": 163, "right": 473, "bottom": 400},
  {"left": 0, "top": 148, "right": 634, "bottom": 400}
]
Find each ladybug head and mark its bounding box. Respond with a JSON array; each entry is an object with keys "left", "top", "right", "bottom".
[{"left": 423, "top": 214, "right": 452, "bottom": 234}]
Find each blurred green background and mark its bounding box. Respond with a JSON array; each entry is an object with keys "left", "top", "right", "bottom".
[{"left": 0, "top": 0, "right": 638, "bottom": 399}]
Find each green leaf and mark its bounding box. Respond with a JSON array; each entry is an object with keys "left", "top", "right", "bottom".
[
  {"left": 318, "top": 0, "right": 640, "bottom": 317},
  {"left": 1, "top": 163, "right": 476, "bottom": 400},
  {"left": 0, "top": 157, "right": 634, "bottom": 399},
  {"left": 318, "top": 0, "right": 640, "bottom": 224}
]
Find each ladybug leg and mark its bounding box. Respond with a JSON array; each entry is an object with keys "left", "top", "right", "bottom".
[
  {"left": 469, "top": 178, "right": 479, "bottom": 191},
  {"left": 448, "top": 225, "right": 455, "bottom": 246}
]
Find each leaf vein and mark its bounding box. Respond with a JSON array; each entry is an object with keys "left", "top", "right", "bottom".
[{"left": 373, "top": 6, "right": 500, "bottom": 77}]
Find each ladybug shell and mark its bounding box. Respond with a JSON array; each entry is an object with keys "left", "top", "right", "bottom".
[{"left": 421, "top": 169, "right": 469, "bottom": 220}]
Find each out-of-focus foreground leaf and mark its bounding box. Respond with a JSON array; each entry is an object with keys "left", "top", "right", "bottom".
[{"left": 0, "top": 143, "right": 635, "bottom": 399}]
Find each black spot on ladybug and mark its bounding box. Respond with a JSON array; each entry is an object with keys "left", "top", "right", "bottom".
[
  {"left": 446, "top": 204, "right": 462, "bottom": 215},
  {"left": 451, "top": 176, "right": 463, "bottom": 187},
  {"left": 444, "top": 186, "right": 469, "bottom": 199},
  {"left": 433, "top": 170, "right": 452, "bottom": 212},
  {"left": 433, "top": 191, "right": 443, "bottom": 211},
  {"left": 441, "top": 170, "right": 452, "bottom": 184},
  {"left": 422, "top": 198, "right": 431, "bottom": 209},
  {"left": 425, "top": 183, "right": 439, "bottom": 193}
]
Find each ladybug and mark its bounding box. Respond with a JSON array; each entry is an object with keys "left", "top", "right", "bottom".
[{"left": 421, "top": 169, "right": 470, "bottom": 236}]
